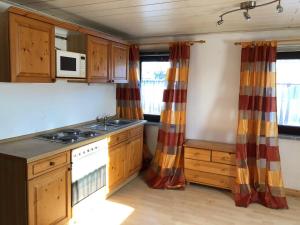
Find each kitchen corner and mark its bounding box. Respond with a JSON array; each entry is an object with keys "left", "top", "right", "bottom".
[{"left": 0, "top": 118, "right": 146, "bottom": 225}]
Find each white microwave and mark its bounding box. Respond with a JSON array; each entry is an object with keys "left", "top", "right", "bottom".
[{"left": 56, "top": 50, "right": 86, "bottom": 78}]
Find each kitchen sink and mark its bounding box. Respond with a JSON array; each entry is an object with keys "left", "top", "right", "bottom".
[
  {"left": 87, "top": 119, "right": 135, "bottom": 131},
  {"left": 106, "top": 119, "right": 134, "bottom": 126},
  {"left": 88, "top": 124, "right": 117, "bottom": 131}
]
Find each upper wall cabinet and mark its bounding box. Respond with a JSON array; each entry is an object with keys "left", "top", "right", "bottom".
[
  {"left": 9, "top": 13, "right": 55, "bottom": 83},
  {"left": 87, "top": 35, "right": 110, "bottom": 83},
  {"left": 87, "top": 35, "right": 129, "bottom": 84},
  {"left": 111, "top": 42, "right": 129, "bottom": 83}
]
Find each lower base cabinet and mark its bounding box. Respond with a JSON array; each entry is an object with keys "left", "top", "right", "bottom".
[
  {"left": 28, "top": 166, "right": 71, "bottom": 225},
  {"left": 108, "top": 129, "right": 143, "bottom": 192},
  {"left": 0, "top": 124, "right": 144, "bottom": 225}
]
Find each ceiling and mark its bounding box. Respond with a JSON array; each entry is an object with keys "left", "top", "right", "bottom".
[{"left": 5, "top": 0, "right": 300, "bottom": 38}]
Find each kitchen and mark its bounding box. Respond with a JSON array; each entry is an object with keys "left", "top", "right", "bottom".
[{"left": 0, "top": 0, "right": 300, "bottom": 225}]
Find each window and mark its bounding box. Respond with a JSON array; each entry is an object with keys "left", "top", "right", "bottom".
[
  {"left": 140, "top": 53, "right": 170, "bottom": 122},
  {"left": 276, "top": 51, "right": 300, "bottom": 135}
]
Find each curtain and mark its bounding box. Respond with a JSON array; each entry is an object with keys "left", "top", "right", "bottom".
[
  {"left": 145, "top": 42, "right": 190, "bottom": 189},
  {"left": 234, "top": 41, "right": 288, "bottom": 209},
  {"left": 116, "top": 45, "right": 152, "bottom": 170},
  {"left": 116, "top": 45, "right": 143, "bottom": 120}
]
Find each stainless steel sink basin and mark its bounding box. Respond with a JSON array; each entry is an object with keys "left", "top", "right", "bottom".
[
  {"left": 106, "top": 119, "right": 134, "bottom": 126},
  {"left": 88, "top": 124, "right": 117, "bottom": 131}
]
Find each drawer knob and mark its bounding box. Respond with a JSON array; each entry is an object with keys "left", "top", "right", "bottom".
[{"left": 49, "top": 161, "right": 55, "bottom": 166}]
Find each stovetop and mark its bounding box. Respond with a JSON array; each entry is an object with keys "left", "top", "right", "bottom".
[{"left": 36, "top": 129, "right": 101, "bottom": 144}]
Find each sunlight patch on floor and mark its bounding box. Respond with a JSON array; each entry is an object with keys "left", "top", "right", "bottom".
[{"left": 69, "top": 189, "right": 134, "bottom": 225}]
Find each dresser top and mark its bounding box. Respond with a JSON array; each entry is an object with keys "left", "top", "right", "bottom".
[{"left": 184, "top": 139, "right": 236, "bottom": 153}]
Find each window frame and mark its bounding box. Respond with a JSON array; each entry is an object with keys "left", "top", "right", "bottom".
[
  {"left": 140, "top": 52, "right": 169, "bottom": 123},
  {"left": 276, "top": 51, "right": 300, "bottom": 136}
]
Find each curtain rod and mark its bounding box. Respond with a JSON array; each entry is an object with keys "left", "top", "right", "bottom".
[
  {"left": 136, "top": 40, "right": 206, "bottom": 46},
  {"left": 234, "top": 38, "right": 300, "bottom": 45}
]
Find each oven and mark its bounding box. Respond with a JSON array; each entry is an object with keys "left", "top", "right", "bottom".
[{"left": 71, "top": 139, "right": 107, "bottom": 206}]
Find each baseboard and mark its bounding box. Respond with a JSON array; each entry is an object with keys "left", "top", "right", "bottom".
[{"left": 285, "top": 188, "right": 300, "bottom": 198}]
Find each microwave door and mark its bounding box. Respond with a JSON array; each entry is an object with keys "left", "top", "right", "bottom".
[{"left": 56, "top": 50, "right": 80, "bottom": 78}]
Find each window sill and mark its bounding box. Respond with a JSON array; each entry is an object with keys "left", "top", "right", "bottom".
[
  {"left": 279, "top": 134, "right": 300, "bottom": 141},
  {"left": 145, "top": 121, "right": 161, "bottom": 127}
]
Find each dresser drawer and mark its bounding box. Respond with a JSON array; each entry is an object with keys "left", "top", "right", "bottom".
[
  {"left": 184, "top": 158, "right": 236, "bottom": 177},
  {"left": 212, "top": 151, "right": 236, "bottom": 165},
  {"left": 129, "top": 126, "right": 143, "bottom": 138},
  {"left": 185, "top": 169, "right": 234, "bottom": 190},
  {"left": 109, "top": 131, "right": 128, "bottom": 146},
  {"left": 184, "top": 147, "right": 211, "bottom": 161},
  {"left": 28, "top": 151, "right": 70, "bottom": 179}
]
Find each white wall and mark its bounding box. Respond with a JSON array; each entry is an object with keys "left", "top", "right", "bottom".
[
  {"left": 0, "top": 2, "right": 116, "bottom": 140},
  {"left": 138, "top": 28, "right": 300, "bottom": 190},
  {"left": 0, "top": 81, "right": 116, "bottom": 140}
]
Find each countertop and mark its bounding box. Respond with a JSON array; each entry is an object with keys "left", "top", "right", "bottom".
[{"left": 0, "top": 120, "right": 146, "bottom": 163}]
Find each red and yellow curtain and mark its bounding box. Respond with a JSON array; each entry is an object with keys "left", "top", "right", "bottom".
[
  {"left": 116, "top": 45, "right": 143, "bottom": 120},
  {"left": 234, "top": 41, "right": 288, "bottom": 209},
  {"left": 145, "top": 42, "right": 190, "bottom": 189}
]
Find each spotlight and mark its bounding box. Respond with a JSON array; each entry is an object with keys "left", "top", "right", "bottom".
[
  {"left": 276, "top": 0, "right": 283, "bottom": 13},
  {"left": 243, "top": 10, "right": 251, "bottom": 21},
  {"left": 217, "top": 17, "right": 224, "bottom": 25}
]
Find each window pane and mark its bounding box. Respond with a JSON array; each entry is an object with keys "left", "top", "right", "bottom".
[
  {"left": 141, "top": 61, "right": 170, "bottom": 115},
  {"left": 276, "top": 59, "right": 300, "bottom": 127}
]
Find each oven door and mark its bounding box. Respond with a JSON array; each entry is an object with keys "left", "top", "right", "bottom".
[
  {"left": 56, "top": 50, "right": 81, "bottom": 78},
  {"left": 72, "top": 144, "right": 107, "bottom": 206}
]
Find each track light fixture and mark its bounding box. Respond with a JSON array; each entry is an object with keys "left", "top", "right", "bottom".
[
  {"left": 243, "top": 9, "right": 251, "bottom": 21},
  {"left": 217, "top": 0, "right": 283, "bottom": 25}
]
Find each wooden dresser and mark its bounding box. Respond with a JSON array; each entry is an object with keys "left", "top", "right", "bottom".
[{"left": 184, "top": 139, "right": 236, "bottom": 190}]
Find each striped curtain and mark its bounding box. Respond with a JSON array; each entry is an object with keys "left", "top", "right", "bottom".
[
  {"left": 145, "top": 42, "right": 190, "bottom": 189},
  {"left": 234, "top": 41, "right": 288, "bottom": 209},
  {"left": 116, "top": 45, "right": 143, "bottom": 120}
]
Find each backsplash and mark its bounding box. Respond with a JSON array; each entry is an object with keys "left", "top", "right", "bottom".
[{"left": 0, "top": 80, "right": 116, "bottom": 140}]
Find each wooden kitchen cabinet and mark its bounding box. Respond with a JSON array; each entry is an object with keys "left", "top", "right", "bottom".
[
  {"left": 111, "top": 42, "right": 129, "bottom": 83},
  {"left": 9, "top": 13, "right": 55, "bottom": 83},
  {"left": 108, "top": 143, "right": 126, "bottom": 190},
  {"left": 126, "top": 135, "right": 143, "bottom": 177},
  {"left": 107, "top": 125, "right": 144, "bottom": 194},
  {"left": 87, "top": 35, "right": 110, "bottom": 83},
  {"left": 28, "top": 165, "right": 71, "bottom": 225},
  {"left": 86, "top": 35, "right": 129, "bottom": 84}
]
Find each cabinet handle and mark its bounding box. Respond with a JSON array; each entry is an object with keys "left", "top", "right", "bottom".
[{"left": 49, "top": 161, "right": 55, "bottom": 166}]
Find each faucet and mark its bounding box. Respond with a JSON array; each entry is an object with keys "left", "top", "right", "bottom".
[{"left": 96, "top": 115, "right": 110, "bottom": 125}]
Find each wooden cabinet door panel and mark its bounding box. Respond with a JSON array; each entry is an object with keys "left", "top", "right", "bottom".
[
  {"left": 126, "top": 136, "right": 143, "bottom": 177},
  {"left": 108, "top": 144, "right": 126, "bottom": 190},
  {"left": 9, "top": 13, "right": 55, "bottom": 83},
  {"left": 87, "top": 35, "right": 109, "bottom": 83},
  {"left": 28, "top": 166, "right": 71, "bottom": 225},
  {"left": 111, "top": 43, "right": 128, "bottom": 83}
]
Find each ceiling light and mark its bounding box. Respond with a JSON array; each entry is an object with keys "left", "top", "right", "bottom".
[
  {"left": 217, "top": 0, "right": 283, "bottom": 25},
  {"left": 243, "top": 10, "right": 251, "bottom": 21},
  {"left": 276, "top": 0, "right": 283, "bottom": 13}
]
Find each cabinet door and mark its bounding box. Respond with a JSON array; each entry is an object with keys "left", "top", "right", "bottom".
[
  {"left": 28, "top": 166, "right": 71, "bottom": 225},
  {"left": 87, "top": 35, "right": 110, "bottom": 83},
  {"left": 126, "top": 136, "right": 143, "bottom": 177},
  {"left": 108, "top": 143, "right": 126, "bottom": 190},
  {"left": 9, "top": 13, "right": 55, "bottom": 83},
  {"left": 111, "top": 43, "right": 129, "bottom": 83}
]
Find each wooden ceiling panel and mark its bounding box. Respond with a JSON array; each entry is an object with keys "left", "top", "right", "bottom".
[{"left": 7, "top": 0, "right": 300, "bottom": 38}]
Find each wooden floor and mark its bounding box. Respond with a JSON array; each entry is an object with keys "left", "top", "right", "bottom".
[{"left": 70, "top": 176, "right": 300, "bottom": 225}]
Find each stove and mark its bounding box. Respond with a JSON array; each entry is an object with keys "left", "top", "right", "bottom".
[{"left": 37, "top": 129, "right": 100, "bottom": 144}]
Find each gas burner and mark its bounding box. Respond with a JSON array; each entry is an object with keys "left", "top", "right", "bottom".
[
  {"left": 58, "top": 135, "right": 79, "bottom": 143},
  {"left": 39, "top": 133, "right": 59, "bottom": 140},
  {"left": 80, "top": 131, "right": 99, "bottom": 138},
  {"left": 60, "top": 129, "right": 81, "bottom": 135}
]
